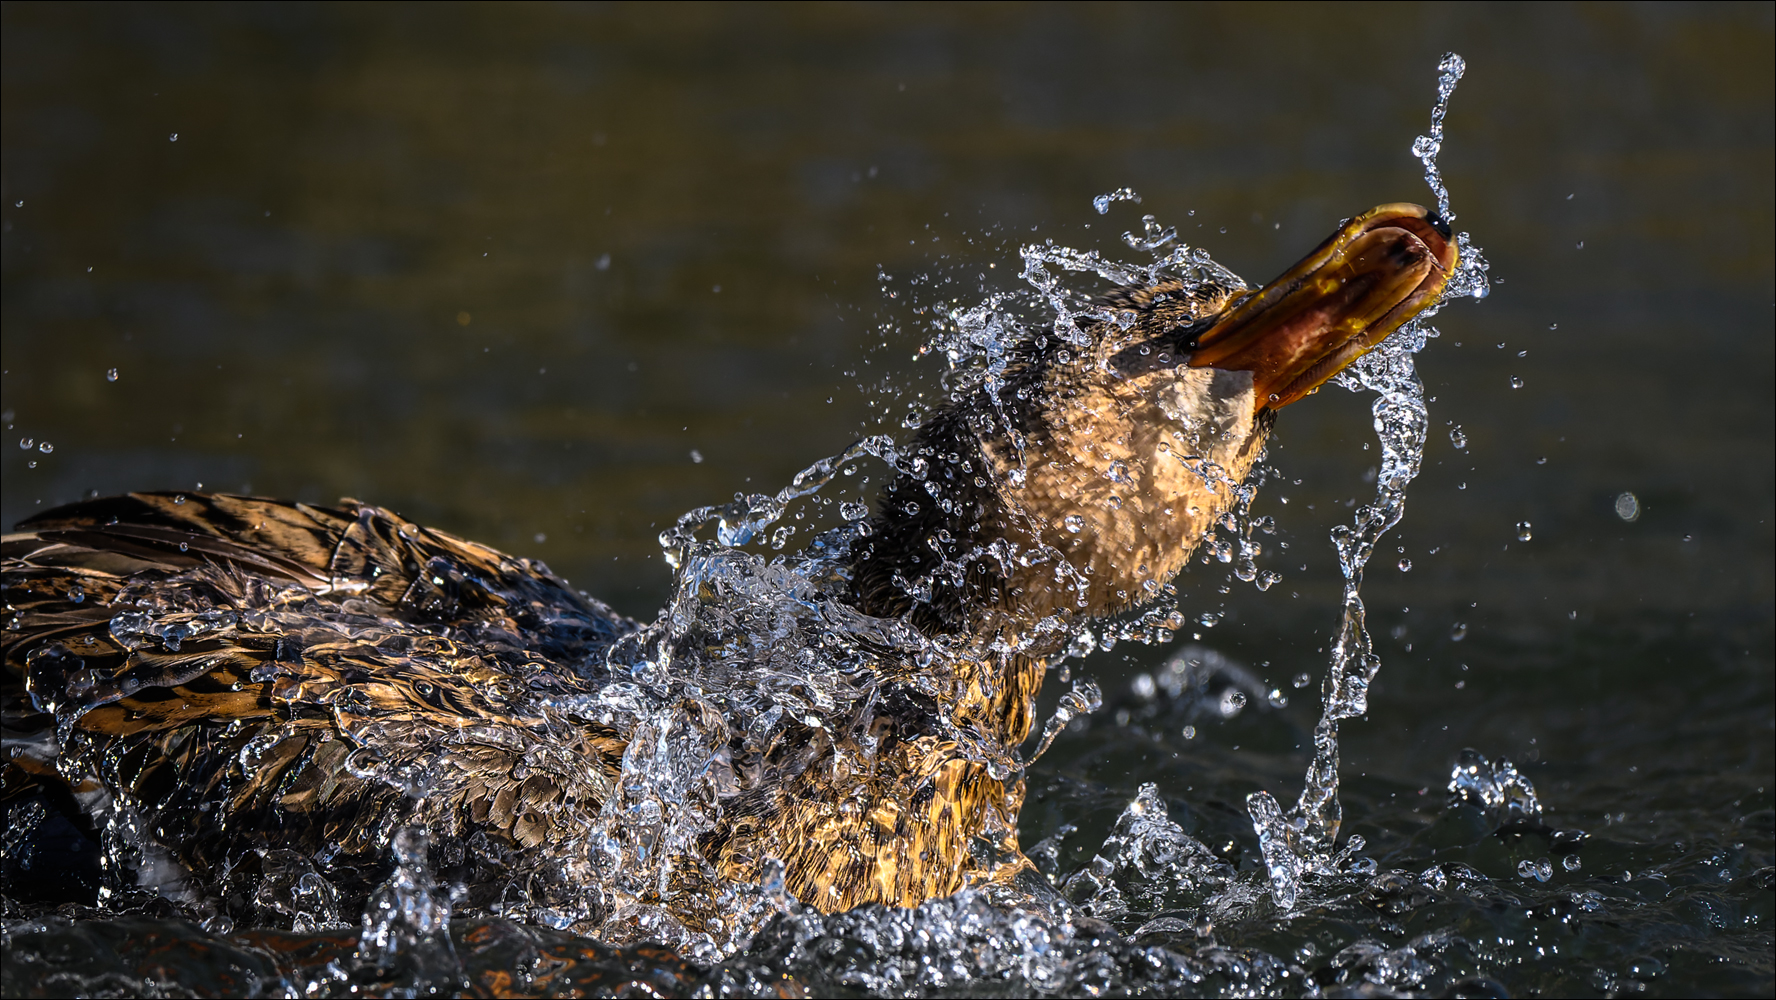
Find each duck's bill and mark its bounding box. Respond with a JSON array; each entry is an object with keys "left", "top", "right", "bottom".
[{"left": 1188, "top": 203, "right": 1456, "bottom": 411}]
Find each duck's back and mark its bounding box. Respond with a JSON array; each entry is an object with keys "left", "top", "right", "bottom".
[{"left": 1, "top": 492, "right": 636, "bottom": 917}]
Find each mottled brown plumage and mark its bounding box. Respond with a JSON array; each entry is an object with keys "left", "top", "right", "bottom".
[
  {"left": 2, "top": 493, "right": 638, "bottom": 915},
  {"left": 1, "top": 204, "right": 1455, "bottom": 930}
]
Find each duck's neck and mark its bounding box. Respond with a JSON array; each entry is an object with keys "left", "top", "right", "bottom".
[{"left": 846, "top": 360, "right": 1274, "bottom": 744}]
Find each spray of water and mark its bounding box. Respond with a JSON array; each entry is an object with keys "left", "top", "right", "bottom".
[
  {"left": 1414, "top": 53, "right": 1467, "bottom": 222},
  {"left": 1246, "top": 51, "right": 1490, "bottom": 910}
]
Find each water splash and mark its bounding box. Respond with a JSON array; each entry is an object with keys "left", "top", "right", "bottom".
[
  {"left": 658, "top": 434, "right": 901, "bottom": 563},
  {"left": 579, "top": 52, "right": 1496, "bottom": 934},
  {"left": 500, "top": 182, "right": 1304, "bottom": 951},
  {"left": 1029, "top": 679, "right": 1102, "bottom": 763},
  {"left": 1061, "top": 784, "right": 1232, "bottom": 921},
  {"left": 1240, "top": 302, "right": 1440, "bottom": 905},
  {"left": 355, "top": 828, "right": 465, "bottom": 995},
  {"left": 1092, "top": 186, "right": 1142, "bottom": 214},
  {"left": 1447, "top": 748, "right": 1543, "bottom": 826},
  {"left": 1413, "top": 52, "right": 1466, "bottom": 222},
  {"left": 1245, "top": 52, "right": 1489, "bottom": 910}
]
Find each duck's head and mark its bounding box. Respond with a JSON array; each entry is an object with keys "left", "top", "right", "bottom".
[
  {"left": 1090, "top": 202, "right": 1457, "bottom": 414},
  {"left": 854, "top": 204, "right": 1456, "bottom": 632}
]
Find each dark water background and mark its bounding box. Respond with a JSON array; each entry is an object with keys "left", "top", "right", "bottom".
[{"left": 3, "top": 3, "right": 1772, "bottom": 996}]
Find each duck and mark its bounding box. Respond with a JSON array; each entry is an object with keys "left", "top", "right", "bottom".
[{"left": 1, "top": 204, "right": 1454, "bottom": 940}]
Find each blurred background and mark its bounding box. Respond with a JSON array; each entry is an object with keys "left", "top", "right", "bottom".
[{"left": 3, "top": 3, "right": 1771, "bottom": 845}]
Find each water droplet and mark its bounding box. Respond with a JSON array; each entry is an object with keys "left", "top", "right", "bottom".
[
  {"left": 1181, "top": 725, "right": 1197, "bottom": 740},
  {"left": 1267, "top": 688, "right": 1288, "bottom": 709},
  {"left": 1198, "top": 610, "right": 1223, "bottom": 628},
  {"left": 106, "top": 368, "right": 119, "bottom": 382},
  {"left": 1255, "top": 569, "right": 1281, "bottom": 591},
  {"left": 1563, "top": 853, "right": 1582, "bottom": 872},
  {"left": 1091, "top": 186, "right": 1140, "bottom": 215},
  {"left": 36, "top": 441, "right": 51, "bottom": 454},
  {"left": 689, "top": 449, "right": 704, "bottom": 464},
  {"left": 169, "top": 132, "right": 178, "bottom": 141},
  {"left": 1397, "top": 557, "right": 1412, "bottom": 572},
  {"left": 1292, "top": 672, "right": 1311, "bottom": 689},
  {"left": 1625, "top": 958, "right": 1666, "bottom": 982},
  {"left": 1548, "top": 322, "right": 1559, "bottom": 330},
  {"left": 1516, "top": 521, "right": 1533, "bottom": 541},
  {"left": 1510, "top": 376, "right": 1525, "bottom": 389},
  {"left": 1450, "top": 623, "right": 1468, "bottom": 641},
  {"left": 1449, "top": 427, "right": 1467, "bottom": 449},
  {"left": 179, "top": 542, "right": 189, "bottom": 552},
  {"left": 17, "top": 438, "right": 32, "bottom": 450},
  {"left": 533, "top": 532, "right": 546, "bottom": 543},
  {"left": 1614, "top": 492, "right": 1640, "bottom": 522},
  {"left": 174, "top": 494, "right": 186, "bottom": 504},
  {"left": 1062, "top": 514, "right": 1084, "bottom": 534},
  {"left": 839, "top": 501, "right": 869, "bottom": 521}
]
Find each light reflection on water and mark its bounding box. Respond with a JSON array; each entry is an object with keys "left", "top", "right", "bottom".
[{"left": 2, "top": 4, "right": 1771, "bottom": 997}]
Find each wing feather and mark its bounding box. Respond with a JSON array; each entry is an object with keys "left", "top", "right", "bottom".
[{"left": 3, "top": 492, "right": 637, "bottom": 922}]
